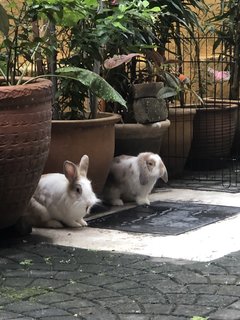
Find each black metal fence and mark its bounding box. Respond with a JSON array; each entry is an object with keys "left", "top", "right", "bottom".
[{"left": 159, "top": 32, "right": 240, "bottom": 192}]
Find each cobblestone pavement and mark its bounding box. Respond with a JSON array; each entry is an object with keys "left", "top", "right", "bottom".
[{"left": 2, "top": 240, "right": 240, "bottom": 320}]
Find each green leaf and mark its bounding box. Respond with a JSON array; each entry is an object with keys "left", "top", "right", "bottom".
[
  {"left": 0, "top": 4, "right": 9, "bottom": 36},
  {"left": 164, "top": 72, "right": 181, "bottom": 89},
  {"left": 56, "top": 67, "right": 127, "bottom": 107},
  {"left": 157, "top": 86, "right": 178, "bottom": 99}
]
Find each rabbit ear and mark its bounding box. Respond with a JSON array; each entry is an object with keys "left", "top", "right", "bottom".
[
  {"left": 138, "top": 154, "right": 149, "bottom": 185},
  {"left": 64, "top": 161, "right": 78, "bottom": 183},
  {"left": 160, "top": 161, "right": 168, "bottom": 183},
  {"left": 79, "top": 154, "right": 89, "bottom": 177}
]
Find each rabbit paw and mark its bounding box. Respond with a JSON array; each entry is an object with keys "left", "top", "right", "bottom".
[
  {"left": 136, "top": 197, "right": 150, "bottom": 206},
  {"left": 79, "top": 218, "right": 88, "bottom": 227},
  {"left": 45, "top": 220, "right": 64, "bottom": 228},
  {"left": 111, "top": 199, "right": 124, "bottom": 206}
]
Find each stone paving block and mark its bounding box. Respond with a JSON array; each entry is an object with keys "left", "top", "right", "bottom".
[
  {"left": 124, "top": 290, "right": 166, "bottom": 304},
  {"left": 34, "top": 292, "right": 74, "bottom": 305},
  {"left": 151, "top": 316, "right": 187, "bottom": 320},
  {"left": 208, "top": 274, "right": 238, "bottom": 285},
  {"left": 228, "top": 300, "right": 240, "bottom": 310},
  {"left": 171, "top": 270, "right": 208, "bottom": 284},
  {"left": 166, "top": 293, "right": 196, "bottom": 305},
  {"left": 210, "top": 308, "right": 240, "bottom": 320},
  {"left": 2, "top": 276, "right": 33, "bottom": 287},
  {"left": 79, "top": 275, "right": 121, "bottom": 286},
  {"left": 26, "top": 307, "right": 72, "bottom": 318},
  {"left": 104, "top": 280, "right": 143, "bottom": 291},
  {"left": 143, "top": 303, "right": 173, "bottom": 314},
  {"left": 119, "top": 315, "right": 151, "bottom": 320},
  {"left": 173, "top": 304, "right": 215, "bottom": 317},
  {"left": 73, "top": 306, "right": 118, "bottom": 320},
  {"left": 187, "top": 283, "right": 219, "bottom": 294},
  {"left": 97, "top": 296, "right": 142, "bottom": 314},
  {"left": 5, "top": 301, "right": 49, "bottom": 313},
  {"left": 152, "top": 280, "right": 189, "bottom": 294},
  {"left": 79, "top": 288, "right": 122, "bottom": 299},
  {"left": 52, "top": 298, "right": 95, "bottom": 309},
  {"left": 187, "top": 262, "right": 228, "bottom": 275},
  {"left": 0, "top": 310, "right": 23, "bottom": 319},
  {"left": 57, "top": 281, "right": 99, "bottom": 295},
  {"left": 217, "top": 285, "right": 240, "bottom": 297},
  {"left": 30, "top": 277, "right": 67, "bottom": 290},
  {"left": 54, "top": 270, "right": 90, "bottom": 280},
  {"left": 196, "top": 293, "right": 237, "bottom": 307},
  {"left": 38, "top": 317, "right": 77, "bottom": 320}
]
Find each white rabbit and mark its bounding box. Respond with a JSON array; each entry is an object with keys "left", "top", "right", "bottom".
[
  {"left": 102, "top": 152, "right": 168, "bottom": 206},
  {"left": 25, "top": 155, "right": 99, "bottom": 228}
]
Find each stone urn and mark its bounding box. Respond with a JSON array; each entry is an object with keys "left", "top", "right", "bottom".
[{"left": 132, "top": 82, "right": 168, "bottom": 124}]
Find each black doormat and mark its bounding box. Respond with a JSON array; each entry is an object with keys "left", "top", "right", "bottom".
[{"left": 88, "top": 201, "right": 240, "bottom": 235}]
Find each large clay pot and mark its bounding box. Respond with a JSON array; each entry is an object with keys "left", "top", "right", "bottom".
[
  {"left": 204, "top": 98, "right": 240, "bottom": 155},
  {"left": 115, "top": 119, "right": 170, "bottom": 156},
  {"left": 44, "top": 112, "right": 121, "bottom": 195},
  {"left": 161, "top": 107, "right": 196, "bottom": 178},
  {"left": 188, "top": 101, "right": 238, "bottom": 169},
  {"left": 0, "top": 78, "right": 52, "bottom": 230}
]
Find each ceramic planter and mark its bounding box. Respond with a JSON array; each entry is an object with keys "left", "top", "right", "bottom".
[
  {"left": 204, "top": 98, "right": 240, "bottom": 155},
  {"left": 161, "top": 107, "right": 196, "bottom": 178},
  {"left": 0, "top": 78, "right": 52, "bottom": 230},
  {"left": 115, "top": 119, "right": 170, "bottom": 156},
  {"left": 44, "top": 112, "right": 121, "bottom": 195},
  {"left": 188, "top": 101, "right": 238, "bottom": 169}
]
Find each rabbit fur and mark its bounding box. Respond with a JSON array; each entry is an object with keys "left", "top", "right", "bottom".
[
  {"left": 102, "top": 152, "right": 168, "bottom": 206},
  {"left": 25, "top": 155, "right": 99, "bottom": 228}
]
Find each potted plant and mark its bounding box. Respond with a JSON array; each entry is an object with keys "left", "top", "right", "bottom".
[
  {"left": 0, "top": 0, "right": 130, "bottom": 233},
  {"left": 20, "top": 0, "right": 131, "bottom": 196},
  {"left": 104, "top": 52, "right": 172, "bottom": 156}
]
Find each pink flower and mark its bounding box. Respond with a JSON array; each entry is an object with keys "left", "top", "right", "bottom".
[{"left": 208, "top": 67, "right": 230, "bottom": 82}]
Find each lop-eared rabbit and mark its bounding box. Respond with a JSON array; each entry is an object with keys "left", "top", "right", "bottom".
[{"left": 103, "top": 152, "right": 168, "bottom": 206}]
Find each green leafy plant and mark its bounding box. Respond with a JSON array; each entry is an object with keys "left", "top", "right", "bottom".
[{"left": 0, "top": 0, "right": 126, "bottom": 119}]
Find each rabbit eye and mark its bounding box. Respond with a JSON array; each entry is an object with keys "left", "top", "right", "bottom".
[{"left": 75, "top": 185, "right": 82, "bottom": 194}]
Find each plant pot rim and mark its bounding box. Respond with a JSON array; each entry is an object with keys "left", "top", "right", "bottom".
[
  {"left": 176, "top": 102, "right": 238, "bottom": 111},
  {"left": 169, "top": 106, "right": 196, "bottom": 114},
  {"left": 0, "top": 77, "right": 52, "bottom": 91},
  {"left": 52, "top": 112, "right": 121, "bottom": 128}
]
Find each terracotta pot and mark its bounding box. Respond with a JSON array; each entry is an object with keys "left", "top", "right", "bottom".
[
  {"left": 188, "top": 101, "right": 238, "bottom": 169},
  {"left": 161, "top": 107, "right": 196, "bottom": 178},
  {"left": 204, "top": 98, "right": 240, "bottom": 155},
  {"left": 0, "top": 78, "right": 52, "bottom": 230},
  {"left": 44, "top": 112, "right": 121, "bottom": 195},
  {"left": 115, "top": 119, "right": 170, "bottom": 156}
]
